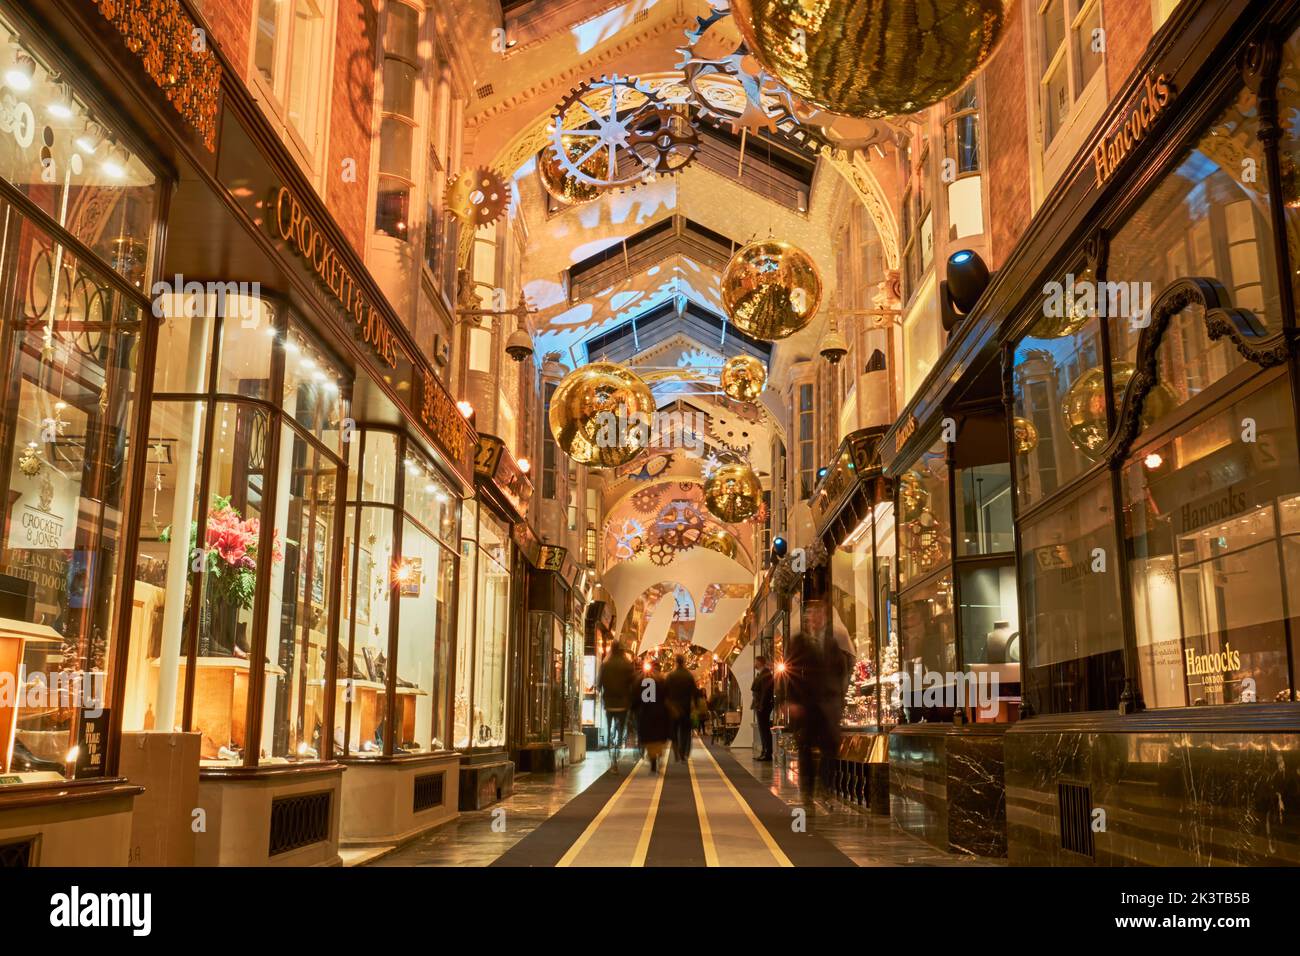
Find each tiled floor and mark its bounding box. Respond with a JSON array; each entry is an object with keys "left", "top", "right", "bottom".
[{"left": 367, "top": 744, "right": 1004, "bottom": 867}]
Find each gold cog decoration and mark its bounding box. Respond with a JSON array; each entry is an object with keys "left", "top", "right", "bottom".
[
  {"left": 550, "top": 75, "right": 698, "bottom": 189},
  {"left": 731, "top": 0, "right": 1013, "bottom": 118},
  {"left": 1061, "top": 362, "right": 1177, "bottom": 461},
  {"left": 704, "top": 462, "right": 762, "bottom": 522},
  {"left": 444, "top": 167, "right": 511, "bottom": 227},
  {"left": 719, "top": 354, "right": 767, "bottom": 402},
  {"left": 720, "top": 240, "right": 822, "bottom": 340},
  {"left": 697, "top": 528, "right": 738, "bottom": 560},
  {"left": 548, "top": 362, "right": 657, "bottom": 468}
]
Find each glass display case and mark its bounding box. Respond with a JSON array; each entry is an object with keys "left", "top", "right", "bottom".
[{"left": 455, "top": 503, "right": 514, "bottom": 751}]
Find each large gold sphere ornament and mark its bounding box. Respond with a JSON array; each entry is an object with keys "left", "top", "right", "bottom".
[
  {"left": 1061, "top": 362, "right": 1177, "bottom": 461},
  {"left": 704, "top": 462, "right": 762, "bottom": 523},
  {"left": 537, "top": 140, "right": 603, "bottom": 206},
  {"left": 731, "top": 0, "right": 1013, "bottom": 118},
  {"left": 1012, "top": 416, "right": 1039, "bottom": 455},
  {"left": 899, "top": 471, "right": 929, "bottom": 522},
  {"left": 698, "top": 529, "right": 739, "bottom": 560},
  {"left": 548, "top": 362, "right": 656, "bottom": 468},
  {"left": 720, "top": 240, "right": 822, "bottom": 340},
  {"left": 719, "top": 354, "right": 767, "bottom": 402}
]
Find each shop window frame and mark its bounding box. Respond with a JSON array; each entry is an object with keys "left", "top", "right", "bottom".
[
  {"left": 337, "top": 425, "right": 461, "bottom": 758},
  {"left": 145, "top": 297, "right": 351, "bottom": 769}
]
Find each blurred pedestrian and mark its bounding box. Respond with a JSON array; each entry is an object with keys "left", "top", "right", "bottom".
[
  {"left": 751, "top": 655, "right": 775, "bottom": 761},
  {"left": 634, "top": 659, "right": 670, "bottom": 773},
  {"left": 597, "top": 640, "right": 636, "bottom": 773},
  {"left": 666, "top": 655, "right": 697, "bottom": 761},
  {"left": 784, "top": 599, "right": 851, "bottom": 806}
]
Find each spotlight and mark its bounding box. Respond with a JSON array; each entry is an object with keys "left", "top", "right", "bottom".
[
  {"left": 75, "top": 120, "right": 105, "bottom": 155},
  {"left": 941, "top": 248, "right": 992, "bottom": 331},
  {"left": 5, "top": 41, "right": 33, "bottom": 92},
  {"left": 505, "top": 326, "right": 534, "bottom": 362},
  {"left": 1143, "top": 452, "right": 1164, "bottom": 470},
  {"left": 456, "top": 400, "right": 474, "bottom": 422},
  {"left": 101, "top": 142, "right": 129, "bottom": 179},
  {"left": 817, "top": 467, "right": 828, "bottom": 480},
  {"left": 517, "top": 457, "right": 530, "bottom": 473},
  {"left": 47, "top": 78, "right": 74, "bottom": 119},
  {"left": 772, "top": 536, "right": 788, "bottom": 559}
]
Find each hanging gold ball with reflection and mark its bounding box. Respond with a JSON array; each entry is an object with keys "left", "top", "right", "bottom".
[
  {"left": 731, "top": 0, "right": 1014, "bottom": 118},
  {"left": 899, "top": 471, "right": 929, "bottom": 522},
  {"left": 704, "top": 462, "right": 762, "bottom": 522},
  {"left": 719, "top": 354, "right": 767, "bottom": 402},
  {"left": 1062, "top": 362, "right": 1177, "bottom": 461},
  {"left": 698, "top": 529, "right": 739, "bottom": 560},
  {"left": 1012, "top": 416, "right": 1039, "bottom": 455},
  {"left": 549, "top": 362, "right": 656, "bottom": 467},
  {"left": 537, "top": 140, "right": 604, "bottom": 206},
  {"left": 720, "top": 240, "right": 822, "bottom": 340}
]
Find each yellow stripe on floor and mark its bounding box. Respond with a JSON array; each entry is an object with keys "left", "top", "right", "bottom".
[
  {"left": 556, "top": 759, "right": 643, "bottom": 867},
  {"left": 687, "top": 756, "right": 720, "bottom": 867},
  {"left": 630, "top": 764, "right": 665, "bottom": 866},
  {"left": 695, "top": 744, "right": 793, "bottom": 867}
]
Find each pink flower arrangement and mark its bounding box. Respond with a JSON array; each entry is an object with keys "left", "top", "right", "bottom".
[{"left": 162, "top": 495, "right": 282, "bottom": 610}]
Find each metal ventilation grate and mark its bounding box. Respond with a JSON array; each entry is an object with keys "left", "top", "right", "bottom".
[
  {"left": 1057, "top": 782, "right": 1096, "bottom": 858},
  {"left": 413, "top": 772, "right": 446, "bottom": 813},
  {"left": 475, "top": 83, "right": 494, "bottom": 99},
  {"left": 268, "top": 790, "right": 332, "bottom": 856}
]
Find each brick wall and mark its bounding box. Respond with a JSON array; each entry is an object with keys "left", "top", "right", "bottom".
[
  {"left": 984, "top": 11, "right": 1032, "bottom": 268},
  {"left": 1105, "top": 0, "right": 1155, "bottom": 98},
  {"left": 196, "top": 0, "right": 251, "bottom": 80},
  {"left": 324, "top": 0, "right": 377, "bottom": 256}
]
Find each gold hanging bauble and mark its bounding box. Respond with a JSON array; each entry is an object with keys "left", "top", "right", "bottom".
[
  {"left": 698, "top": 528, "right": 739, "bottom": 560},
  {"left": 703, "top": 462, "right": 762, "bottom": 522},
  {"left": 731, "top": 0, "right": 1014, "bottom": 118},
  {"left": 1061, "top": 361, "right": 1177, "bottom": 461},
  {"left": 537, "top": 139, "right": 604, "bottom": 206},
  {"left": 548, "top": 362, "right": 656, "bottom": 468},
  {"left": 719, "top": 240, "right": 822, "bottom": 340},
  {"left": 1012, "top": 416, "right": 1039, "bottom": 455},
  {"left": 898, "top": 471, "right": 929, "bottom": 522},
  {"left": 719, "top": 354, "right": 767, "bottom": 402}
]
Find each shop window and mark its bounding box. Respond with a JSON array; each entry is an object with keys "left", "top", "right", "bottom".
[
  {"left": 874, "top": 502, "right": 901, "bottom": 725},
  {"left": 354, "top": 430, "right": 398, "bottom": 505},
  {"left": 943, "top": 84, "right": 984, "bottom": 240},
  {"left": 1, "top": 211, "right": 144, "bottom": 784},
  {"left": 1125, "top": 376, "right": 1299, "bottom": 708},
  {"left": 394, "top": 520, "right": 454, "bottom": 750},
  {"left": 1266, "top": 26, "right": 1300, "bottom": 319},
  {"left": 958, "top": 564, "right": 1020, "bottom": 666},
  {"left": 338, "top": 505, "right": 394, "bottom": 755},
  {"left": 1018, "top": 478, "right": 1126, "bottom": 714},
  {"left": 1011, "top": 298, "right": 1105, "bottom": 509},
  {"left": 0, "top": 15, "right": 158, "bottom": 287},
  {"left": 453, "top": 502, "right": 478, "bottom": 749},
  {"left": 957, "top": 463, "right": 1014, "bottom": 556},
  {"left": 898, "top": 573, "right": 956, "bottom": 680},
  {"left": 472, "top": 510, "right": 511, "bottom": 748},
  {"left": 898, "top": 440, "right": 951, "bottom": 588},
  {"left": 252, "top": 0, "right": 329, "bottom": 166},
  {"left": 833, "top": 516, "right": 879, "bottom": 726},
  {"left": 1110, "top": 82, "right": 1279, "bottom": 395},
  {"left": 375, "top": 1, "right": 421, "bottom": 239}
]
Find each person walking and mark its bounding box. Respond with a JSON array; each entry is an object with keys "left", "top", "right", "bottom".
[
  {"left": 751, "top": 655, "right": 775, "bottom": 761},
  {"left": 597, "top": 640, "right": 635, "bottom": 773},
  {"left": 633, "top": 659, "right": 671, "bottom": 773},
  {"left": 784, "top": 600, "right": 851, "bottom": 807},
  {"left": 665, "top": 655, "right": 697, "bottom": 762}
]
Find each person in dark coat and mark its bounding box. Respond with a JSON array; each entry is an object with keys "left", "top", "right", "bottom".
[
  {"left": 665, "top": 655, "right": 698, "bottom": 762},
  {"left": 751, "top": 655, "right": 776, "bottom": 761},
  {"left": 597, "top": 641, "right": 636, "bottom": 772},
  {"left": 784, "top": 600, "right": 851, "bottom": 805},
  {"left": 633, "top": 660, "right": 671, "bottom": 773}
]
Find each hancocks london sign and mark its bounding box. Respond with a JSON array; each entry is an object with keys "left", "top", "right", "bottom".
[{"left": 1092, "top": 72, "right": 1174, "bottom": 188}]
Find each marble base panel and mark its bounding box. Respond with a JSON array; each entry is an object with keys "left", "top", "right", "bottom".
[
  {"left": 195, "top": 766, "right": 343, "bottom": 866},
  {"left": 339, "top": 753, "right": 460, "bottom": 847},
  {"left": 889, "top": 724, "right": 1008, "bottom": 857},
  {"left": 0, "top": 782, "right": 140, "bottom": 866},
  {"left": 513, "top": 742, "right": 569, "bottom": 773},
  {"left": 1006, "top": 721, "right": 1300, "bottom": 866},
  {"left": 458, "top": 754, "right": 514, "bottom": 811}
]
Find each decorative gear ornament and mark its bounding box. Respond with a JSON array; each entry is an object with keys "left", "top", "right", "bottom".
[
  {"left": 550, "top": 75, "right": 698, "bottom": 188},
  {"left": 631, "top": 485, "right": 663, "bottom": 515},
  {"left": 444, "top": 167, "right": 511, "bottom": 227},
  {"left": 612, "top": 518, "right": 646, "bottom": 560}
]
